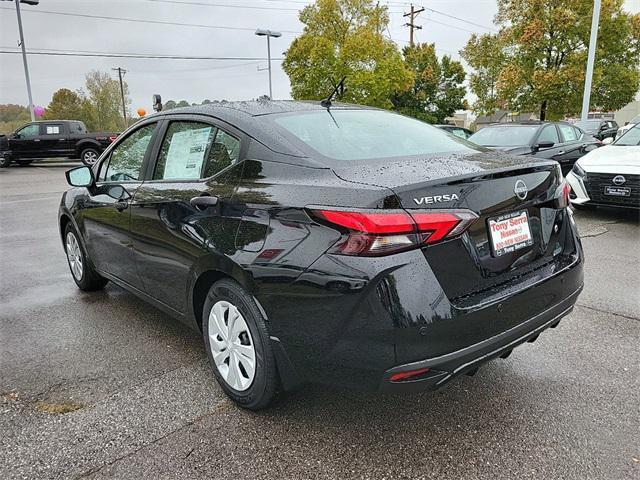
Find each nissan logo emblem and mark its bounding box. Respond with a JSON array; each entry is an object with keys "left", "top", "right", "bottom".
[
  {"left": 514, "top": 179, "right": 528, "bottom": 200},
  {"left": 613, "top": 175, "right": 626, "bottom": 185}
]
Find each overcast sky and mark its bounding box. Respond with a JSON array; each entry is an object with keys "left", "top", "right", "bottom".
[{"left": 0, "top": 0, "right": 638, "bottom": 112}]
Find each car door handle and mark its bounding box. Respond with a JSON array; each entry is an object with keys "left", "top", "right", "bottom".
[
  {"left": 557, "top": 150, "right": 564, "bottom": 155},
  {"left": 190, "top": 195, "right": 219, "bottom": 210},
  {"left": 59, "top": 138, "right": 66, "bottom": 141},
  {"left": 33, "top": 139, "right": 40, "bottom": 142},
  {"left": 114, "top": 200, "right": 129, "bottom": 212}
]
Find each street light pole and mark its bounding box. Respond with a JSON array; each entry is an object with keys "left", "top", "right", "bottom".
[
  {"left": 14, "top": 0, "right": 35, "bottom": 121},
  {"left": 255, "top": 29, "right": 282, "bottom": 100},
  {"left": 581, "top": 0, "right": 601, "bottom": 122}
]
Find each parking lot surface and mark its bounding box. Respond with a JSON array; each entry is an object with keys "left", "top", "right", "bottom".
[{"left": 1, "top": 162, "right": 639, "bottom": 480}]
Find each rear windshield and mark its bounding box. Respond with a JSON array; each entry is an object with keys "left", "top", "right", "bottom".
[
  {"left": 272, "top": 110, "right": 479, "bottom": 161},
  {"left": 468, "top": 125, "right": 539, "bottom": 147},
  {"left": 574, "top": 120, "right": 600, "bottom": 130}
]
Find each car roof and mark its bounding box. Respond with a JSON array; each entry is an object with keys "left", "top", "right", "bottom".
[{"left": 481, "top": 120, "right": 577, "bottom": 128}]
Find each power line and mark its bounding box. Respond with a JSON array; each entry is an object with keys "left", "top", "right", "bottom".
[
  {"left": 0, "top": 48, "right": 284, "bottom": 61},
  {"left": 0, "top": 7, "right": 300, "bottom": 34},
  {"left": 139, "top": 0, "right": 300, "bottom": 11}
]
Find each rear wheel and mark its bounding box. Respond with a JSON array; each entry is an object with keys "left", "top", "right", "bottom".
[
  {"left": 64, "top": 223, "right": 108, "bottom": 291},
  {"left": 0, "top": 156, "right": 11, "bottom": 168},
  {"left": 80, "top": 148, "right": 99, "bottom": 166},
  {"left": 203, "top": 279, "right": 280, "bottom": 410}
]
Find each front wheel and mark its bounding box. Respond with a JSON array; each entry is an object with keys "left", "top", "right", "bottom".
[
  {"left": 0, "top": 156, "right": 12, "bottom": 168},
  {"left": 64, "top": 223, "right": 108, "bottom": 291},
  {"left": 80, "top": 148, "right": 100, "bottom": 166},
  {"left": 203, "top": 279, "right": 280, "bottom": 410}
]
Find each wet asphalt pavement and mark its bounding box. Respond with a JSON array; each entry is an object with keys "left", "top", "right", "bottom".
[{"left": 1, "top": 161, "right": 639, "bottom": 480}]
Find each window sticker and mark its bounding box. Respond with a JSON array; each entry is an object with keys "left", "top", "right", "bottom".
[
  {"left": 46, "top": 125, "right": 61, "bottom": 134},
  {"left": 163, "top": 126, "right": 212, "bottom": 179}
]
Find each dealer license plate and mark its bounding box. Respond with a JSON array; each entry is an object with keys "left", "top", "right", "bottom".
[
  {"left": 488, "top": 210, "right": 533, "bottom": 257},
  {"left": 604, "top": 186, "right": 631, "bottom": 197}
]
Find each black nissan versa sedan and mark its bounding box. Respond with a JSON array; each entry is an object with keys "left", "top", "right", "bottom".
[{"left": 59, "top": 101, "right": 584, "bottom": 409}]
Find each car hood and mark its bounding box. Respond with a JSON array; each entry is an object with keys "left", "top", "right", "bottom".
[
  {"left": 576, "top": 145, "right": 640, "bottom": 174},
  {"left": 331, "top": 150, "right": 556, "bottom": 190}
]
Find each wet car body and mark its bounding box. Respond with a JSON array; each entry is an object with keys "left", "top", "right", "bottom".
[{"left": 59, "top": 101, "right": 584, "bottom": 396}]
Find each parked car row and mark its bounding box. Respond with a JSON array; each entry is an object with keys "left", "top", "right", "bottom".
[{"left": 0, "top": 120, "right": 118, "bottom": 168}]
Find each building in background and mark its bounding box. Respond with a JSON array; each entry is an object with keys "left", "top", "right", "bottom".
[{"left": 614, "top": 100, "right": 640, "bottom": 125}]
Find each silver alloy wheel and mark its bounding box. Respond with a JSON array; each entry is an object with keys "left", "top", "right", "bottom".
[
  {"left": 208, "top": 300, "right": 256, "bottom": 391},
  {"left": 65, "top": 232, "right": 83, "bottom": 280},
  {"left": 83, "top": 150, "right": 98, "bottom": 165}
]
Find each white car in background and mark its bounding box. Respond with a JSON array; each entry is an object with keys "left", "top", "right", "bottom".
[
  {"left": 566, "top": 123, "right": 640, "bottom": 210},
  {"left": 616, "top": 114, "right": 640, "bottom": 138}
]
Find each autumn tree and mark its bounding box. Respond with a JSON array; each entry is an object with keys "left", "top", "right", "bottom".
[
  {"left": 85, "top": 70, "right": 130, "bottom": 131},
  {"left": 0, "top": 104, "right": 30, "bottom": 134},
  {"left": 282, "top": 0, "right": 413, "bottom": 108},
  {"left": 462, "top": 0, "right": 640, "bottom": 119},
  {"left": 392, "top": 43, "right": 467, "bottom": 123}
]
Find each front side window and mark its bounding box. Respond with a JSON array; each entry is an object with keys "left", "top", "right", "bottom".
[
  {"left": 537, "top": 125, "right": 559, "bottom": 144},
  {"left": 558, "top": 124, "right": 578, "bottom": 142},
  {"left": 102, "top": 123, "right": 156, "bottom": 182},
  {"left": 274, "top": 110, "right": 478, "bottom": 161},
  {"left": 44, "top": 124, "right": 62, "bottom": 135},
  {"left": 17, "top": 124, "right": 39, "bottom": 137},
  {"left": 154, "top": 121, "right": 240, "bottom": 180}
]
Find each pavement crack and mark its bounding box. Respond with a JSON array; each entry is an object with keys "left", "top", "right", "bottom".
[
  {"left": 576, "top": 303, "right": 640, "bottom": 322},
  {"left": 73, "top": 402, "right": 229, "bottom": 479}
]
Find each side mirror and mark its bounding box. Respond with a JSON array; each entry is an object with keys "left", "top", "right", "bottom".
[
  {"left": 106, "top": 185, "right": 131, "bottom": 200},
  {"left": 535, "top": 141, "right": 555, "bottom": 150},
  {"left": 65, "top": 166, "right": 94, "bottom": 187},
  {"left": 602, "top": 137, "right": 614, "bottom": 145}
]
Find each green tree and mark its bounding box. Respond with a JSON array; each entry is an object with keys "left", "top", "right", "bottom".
[
  {"left": 462, "top": 0, "right": 640, "bottom": 119},
  {"left": 392, "top": 43, "right": 466, "bottom": 123},
  {"left": 85, "top": 70, "right": 130, "bottom": 131},
  {"left": 282, "top": 0, "right": 413, "bottom": 108},
  {"left": 43, "top": 88, "right": 89, "bottom": 122}
]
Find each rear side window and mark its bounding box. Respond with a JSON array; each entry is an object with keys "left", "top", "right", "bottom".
[
  {"left": 537, "top": 125, "right": 559, "bottom": 144},
  {"left": 43, "top": 124, "right": 62, "bottom": 135},
  {"left": 153, "top": 121, "right": 240, "bottom": 180},
  {"left": 101, "top": 123, "right": 156, "bottom": 182},
  {"left": 558, "top": 124, "right": 578, "bottom": 142}
]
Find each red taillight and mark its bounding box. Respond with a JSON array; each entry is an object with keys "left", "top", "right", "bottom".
[
  {"left": 108, "top": 135, "right": 118, "bottom": 142},
  {"left": 555, "top": 180, "right": 570, "bottom": 209},
  {"left": 311, "top": 208, "right": 477, "bottom": 256},
  {"left": 389, "top": 368, "right": 430, "bottom": 382}
]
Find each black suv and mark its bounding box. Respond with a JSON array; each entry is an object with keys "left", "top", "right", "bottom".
[
  {"left": 574, "top": 119, "right": 618, "bottom": 141},
  {"left": 468, "top": 121, "right": 600, "bottom": 174},
  {"left": 0, "top": 120, "right": 117, "bottom": 167},
  {"left": 59, "top": 101, "right": 583, "bottom": 409}
]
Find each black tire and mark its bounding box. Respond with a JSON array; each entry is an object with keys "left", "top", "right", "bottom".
[
  {"left": 0, "top": 156, "right": 12, "bottom": 168},
  {"left": 63, "top": 223, "right": 108, "bottom": 291},
  {"left": 203, "top": 279, "right": 280, "bottom": 410},
  {"left": 80, "top": 148, "right": 100, "bottom": 167}
]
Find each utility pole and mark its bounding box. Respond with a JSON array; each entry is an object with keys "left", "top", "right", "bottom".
[
  {"left": 13, "top": 0, "right": 36, "bottom": 121},
  {"left": 403, "top": 4, "right": 425, "bottom": 47},
  {"left": 112, "top": 67, "right": 127, "bottom": 128},
  {"left": 580, "top": 0, "right": 601, "bottom": 121}
]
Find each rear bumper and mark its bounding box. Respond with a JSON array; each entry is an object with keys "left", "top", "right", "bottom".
[{"left": 379, "top": 285, "right": 581, "bottom": 392}]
